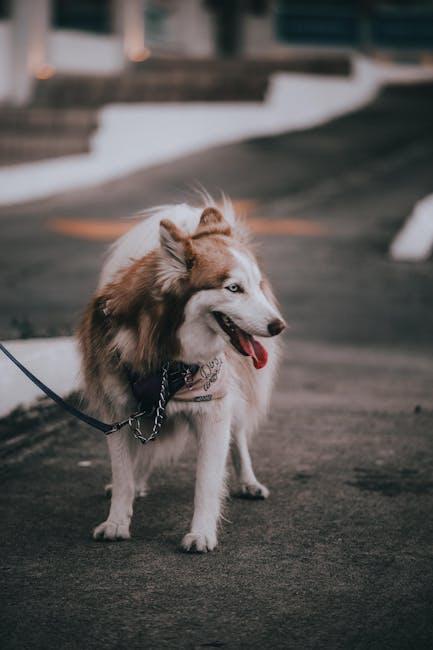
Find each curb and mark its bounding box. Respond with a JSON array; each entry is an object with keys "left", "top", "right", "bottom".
[{"left": 0, "top": 337, "right": 80, "bottom": 418}]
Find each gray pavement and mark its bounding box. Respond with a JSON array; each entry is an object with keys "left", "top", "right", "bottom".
[
  {"left": 1, "top": 82, "right": 433, "bottom": 649},
  {"left": 2, "top": 342, "right": 433, "bottom": 650}
]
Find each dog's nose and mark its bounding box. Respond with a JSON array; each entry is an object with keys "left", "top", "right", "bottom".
[{"left": 267, "top": 318, "right": 286, "bottom": 336}]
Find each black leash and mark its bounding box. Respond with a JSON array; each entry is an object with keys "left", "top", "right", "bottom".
[{"left": 0, "top": 342, "right": 133, "bottom": 435}]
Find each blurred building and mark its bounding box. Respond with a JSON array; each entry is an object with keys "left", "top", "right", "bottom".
[{"left": 1, "top": 0, "right": 433, "bottom": 105}]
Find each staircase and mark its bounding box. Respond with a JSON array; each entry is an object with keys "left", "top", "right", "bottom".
[
  {"left": 0, "top": 55, "right": 350, "bottom": 167},
  {"left": 33, "top": 55, "right": 350, "bottom": 106},
  {"left": 0, "top": 107, "right": 98, "bottom": 166}
]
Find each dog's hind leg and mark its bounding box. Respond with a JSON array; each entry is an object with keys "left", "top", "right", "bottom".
[
  {"left": 132, "top": 446, "right": 154, "bottom": 497},
  {"left": 105, "top": 419, "right": 190, "bottom": 499},
  {"left": 94, "top": 430, "right": 136, "bottom": 541},
  {"left": 105, "top": 449, "right": 152, "bottom": 498},
  {"left": 181, "top": 406, "right": 231, "bottom": 553},
  {"left": 231, "top": 424, "right": 269, "bottom": 499}
]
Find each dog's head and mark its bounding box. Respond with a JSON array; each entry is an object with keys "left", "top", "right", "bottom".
[{"left": 158, "top": 207, "right": 286, "bottom": 368}]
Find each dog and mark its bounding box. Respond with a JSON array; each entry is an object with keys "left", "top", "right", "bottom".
[{"left": 78, "top": 197, "right": 286, "bottom": 552}]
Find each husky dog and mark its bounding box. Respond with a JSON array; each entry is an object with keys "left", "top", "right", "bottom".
[{"left": 78, "top": 198, "right": 285, "bottom": 552}]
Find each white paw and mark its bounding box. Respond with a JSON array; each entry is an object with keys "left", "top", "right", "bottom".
[
  {"left": 104, "top": 483, "right": 148, "bottom": 498},
  {"left": 239, "top": 481, "right": 270, "bottom": 500},
  {"left": 134, "top": 480, "right": 149, "bottom": 498},
  {"left": 93, "top": 519, "right": 131, "bottom": 541},
  {"left": 181, "top": 531, "right": 217, "bottom": 553}
]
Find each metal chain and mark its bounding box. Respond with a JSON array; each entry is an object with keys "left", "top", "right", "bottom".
[
  {"left": 128, "top": 363, "right": 170, "bottom": 444},
  {"left": 183, "top": 367, "right": 192, "bottom": 389}
]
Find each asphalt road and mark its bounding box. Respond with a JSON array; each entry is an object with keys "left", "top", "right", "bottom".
[{"left": 1, "top": 82, "right": 433, "bottom": 649}]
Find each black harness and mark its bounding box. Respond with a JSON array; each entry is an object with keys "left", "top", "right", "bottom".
[{"left": 126, "top": 361, "right": 198, "bottom": 412}]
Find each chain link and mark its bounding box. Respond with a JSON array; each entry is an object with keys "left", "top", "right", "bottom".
[{"left": 128, "top": 363, "right": 170, "bottom": 444}]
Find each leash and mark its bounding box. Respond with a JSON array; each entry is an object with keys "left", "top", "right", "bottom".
[{"left": 0, "top": 342, "right": 169, "bottom": 442}]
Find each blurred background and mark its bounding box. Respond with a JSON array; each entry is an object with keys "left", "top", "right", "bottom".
[
  {"left": 1, "top": 4, "right": 433, "bottom": 648},
  {"left": 0, "top": 0, "right": 432, "bottom": 339},
  {"left": 1, "top": 1, "right": 433, "bottom": 107}
]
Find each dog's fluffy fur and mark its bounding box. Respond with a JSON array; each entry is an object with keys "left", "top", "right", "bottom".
[{"left": 78, "top": 198, "right": 285, "bottom": 552}]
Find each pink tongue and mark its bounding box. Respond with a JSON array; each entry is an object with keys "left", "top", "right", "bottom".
[
  {"left": 251, "top": 338, "right": 268, "bottom": 369},
  {"left": 237, "top": 331, "right": 268, "bottom": 370}
]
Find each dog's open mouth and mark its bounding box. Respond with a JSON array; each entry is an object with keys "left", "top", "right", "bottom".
[{"left": 212, "top": 311, "right": 268, "bottom": 369}]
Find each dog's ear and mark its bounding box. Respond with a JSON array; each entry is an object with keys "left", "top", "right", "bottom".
[
  {"left": 200, "top": 207, "right": 224, "bottom": 227},
  {"left": 160, "top": 219, "right": 185, "bottom": 257},
  {"left": 159, "top": 220, "right": 195, "bottom": 283},
  {"left": 195, "top": 207, "right": 232, "bottom": 238}
]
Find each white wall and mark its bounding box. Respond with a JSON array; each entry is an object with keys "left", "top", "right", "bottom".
[
  {"left": 11, "top": 0, "right": 51, "bottom": 104},
  {"left": 243, "top": 12, "right": 289, "bottom": 58},
  {"left": 148, "top": 0, "right": 215, "bottom": 57},
  {"left": 0, "top": 21, "right": 12, "bottom": 101},
  {"left": 49, "top": 30, "right": 124, "bottom": 75},
  {"left": 171, "top": 0, "right": 214, "bottom": 57}
]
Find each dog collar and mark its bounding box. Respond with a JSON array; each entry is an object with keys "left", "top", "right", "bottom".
[
  {"left": 126, "top": 356, "right": 226, "bottom": 410},
  {"left": 172, "top": 356, "right": 226, "bottom": 403}
]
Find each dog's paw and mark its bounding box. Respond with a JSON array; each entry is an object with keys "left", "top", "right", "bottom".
[
  {"left": 238, "top": 481, "right": 270, "bottom": 500},
  {"left": 134, "top": 479, "right": 149, "bottom": 498},
  {"left": 93, "top": 519, "right": 131, "bottom": 541},
  {"left": 181, "top": 531, "right": 217, "bottom": 553},
  {"left": 104, "top": 483, "right": 148, "bottom": 499}
]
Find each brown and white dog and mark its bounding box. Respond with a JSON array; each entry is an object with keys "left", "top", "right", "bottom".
[{"left": 78, "top": 198, "right": 285, "bottom": 552}]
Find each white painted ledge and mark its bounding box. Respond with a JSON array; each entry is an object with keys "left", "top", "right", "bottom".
[
  {"left": 0, "top": 337, "right": 80, "bottom": 417},
  {"left": 390, "top": 194, "right": 433, "bottom": 262}
]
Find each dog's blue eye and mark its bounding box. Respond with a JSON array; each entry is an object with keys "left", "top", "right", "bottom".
[{"left": 226, "top": 283, "right": 242, "bottom": 293}]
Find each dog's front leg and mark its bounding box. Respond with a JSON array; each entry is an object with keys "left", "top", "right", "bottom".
[
  {"left": 182, "top": 407, "right": 231, "bottom": 553},
  {"left": 93, "top": 431, "right": 135, "bottom": 541}
]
